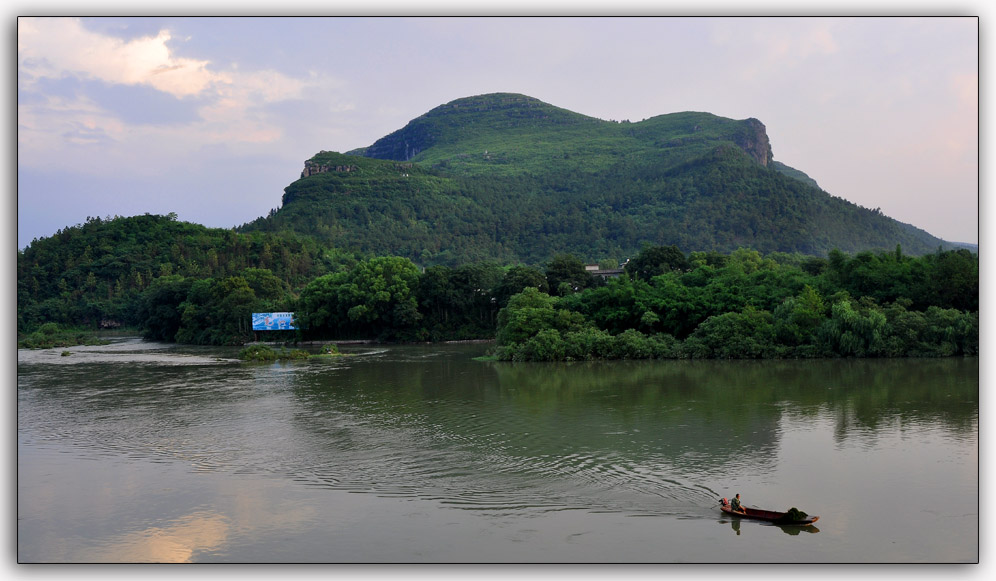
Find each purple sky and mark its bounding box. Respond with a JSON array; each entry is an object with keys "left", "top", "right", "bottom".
[{"left": 17, "top": 15, "right": 979, "bottom": 249}]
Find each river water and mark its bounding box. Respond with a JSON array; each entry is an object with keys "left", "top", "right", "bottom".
[{"left": 16, "top": 339, "right": 978, "bottom": 563}]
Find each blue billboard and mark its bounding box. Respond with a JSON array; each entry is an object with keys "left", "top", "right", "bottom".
[{"left": 252, "top": 312, "right": 298, "bottom": 331}]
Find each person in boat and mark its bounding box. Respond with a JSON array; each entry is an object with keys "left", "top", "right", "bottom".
[{"left": 730, "top": 493, "right": 746, "bottom": 514}]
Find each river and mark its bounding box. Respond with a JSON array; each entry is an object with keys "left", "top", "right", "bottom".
[{"left": 17, "top": 339, "right": 978, "bottom": 563}]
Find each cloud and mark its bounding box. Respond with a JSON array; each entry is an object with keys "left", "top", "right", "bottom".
[
  {"left": 17, "top": 17, "right": 326, "bottom": 173},
  {"left": 18, "top": 17, "right": 224, "bottom": 97},
  {"left": 61, "top": 120, "right": 115, "bottom": 146}
]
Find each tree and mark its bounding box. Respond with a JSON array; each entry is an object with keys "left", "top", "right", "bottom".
[
  {"left": 496, "top": 287, "right": 559, "bottom": 346},
  {"left": 174, "top": 276, "right": 257, "bottom": 345},
  {"left": 772, "top": 284, "right": 827, "bottom": 347},
  {"left": 241, "top": 268, "right": 290, "bottom": 303},
  {"left": 298, "top": 256, "right": 421, "bottom": 340},
  {"left": 298, "top": 272, "right": 347, "bottom": 334},
  {"left": 921, "top": 306, "right": 978, "bottom": 356},
  {"left": 136, "top": 275, "right": 193, "bottom": 341},
  {"left": 686, "top": 307, "right": 776, "bottom": 358},
  {"left": 494, "top": 265, "right": 548, "bottom": 308},
  {"left": 560, "top": 274, "right": 652, "bottom": 334},
  {"left": 625, "top": 245, "right": 690, "bottom": 281},
  {"left": 545, "top": 254, "right": 592, "bottom": 296},
  {"left": 450, "top": 261, "right": 504, "bottom": 331},
  {"left": 928, "top": 249, "right": 978, "bottom": 311},
  {"left": 818, "top": 299, "right": 887, "bottom": 357},
  {"left": 417, "top": 261, "right": 504, "bottom": 340},
  {"left": 495, "top": 287, "right": 586, "bottom": 347},
  {"left": 417, "top": 265, "right": 456, "bottom": 329}
]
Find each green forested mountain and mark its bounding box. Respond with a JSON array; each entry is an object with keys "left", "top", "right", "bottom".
[
  {"left": 18, "top": 93, "right": 975, "bottom": 354},
  {"left": 243, "top": 92, "right": 951, "bottom": 265}
]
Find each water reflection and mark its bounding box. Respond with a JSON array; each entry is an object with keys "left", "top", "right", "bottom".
[
  {"left": 488, "top": 356, "right": 978, "bottom": 452},
  {"left": 17, "top": 341, "right": 978, "bottom": 562},
  {"left": 278, "top": 346, "right": 976, "bottom": 521},
  {"left": 80, "top": 510, "right": 229, "bottom": 563},
  {"left": 723, "top": 520, "right": 821, "bottom": 537},
  {"left": 18, "top": 343, "right": 978, "bottom": 516}
]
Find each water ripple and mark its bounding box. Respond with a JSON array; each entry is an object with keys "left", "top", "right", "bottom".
[{"left": 21, "top": 342, "right": 973, "bottom": 524}]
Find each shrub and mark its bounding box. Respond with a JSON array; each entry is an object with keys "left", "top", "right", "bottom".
[
  {"left": 239, "top": 345, "right": 279, "bottom": 361},
  {"left": 520, "top": 328, "right": 567, "bottom": 361},
  {"left": 238, "top": 344, "right": 312, "bottom": 361},
  {"left": 688, "top": 307, "right": 776, "bottom": 358},
  {"left": 608, "top": 329, "right": 654, "bottom": 359},
  {"left": 563, "top": 327, "right": 614, "bottom": 360},
  {"left": 38, "top": 322, "right": 60, "bottom": 336},
  {"left": 17, "top": 324, "right": 106, "bottom": 349}
]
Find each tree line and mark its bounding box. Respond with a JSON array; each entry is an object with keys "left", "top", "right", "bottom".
[
  {"left": 495, "top": 245, "right": 977, "bottom": 360},
  {"left": 18, "top": 214, "right": 977, "bottom": 358},
  {"left": 127, "top": 242, "right": 981, "bottom": 359}
]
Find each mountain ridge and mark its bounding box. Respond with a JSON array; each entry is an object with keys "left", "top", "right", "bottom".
[{"left": 243, "top": 92, "right": 952, "bottom": 265}]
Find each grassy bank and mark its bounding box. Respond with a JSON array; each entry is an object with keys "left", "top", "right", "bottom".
[{"left": 17, "top": 323, "right": 109, "bottom": 349}]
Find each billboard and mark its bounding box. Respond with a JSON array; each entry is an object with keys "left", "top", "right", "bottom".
[{"left": 252, "top": 312, "right": 297, "bottom": 331}]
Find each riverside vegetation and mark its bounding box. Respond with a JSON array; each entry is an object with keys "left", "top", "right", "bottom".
[
  {"left": 16, "top": 213, "right": 978, "bottom": 360},
  {"left": 16, "top": 322, "right": 108, "bottom": 350},
  {"left": 490, "top": 246, "right": 977, "bottom": 361}
]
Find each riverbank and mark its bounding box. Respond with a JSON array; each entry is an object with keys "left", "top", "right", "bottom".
[
  {"left": 246, "top": 338, "right": 494, "bottom": 347},
  {"left": 17, "top": 323, "right": 109, "bottom": 349}
]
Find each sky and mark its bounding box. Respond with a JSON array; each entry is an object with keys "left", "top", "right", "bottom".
[{"left": 16, "top": 13, "right": 980, "bottom": 250}]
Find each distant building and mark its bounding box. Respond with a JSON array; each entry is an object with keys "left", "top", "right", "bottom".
[{"left": 585, "top": 264, "right": 625, "bottom": 279}]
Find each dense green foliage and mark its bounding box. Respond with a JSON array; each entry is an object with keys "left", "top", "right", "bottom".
[
  {"left": 296, "top": 257, "right": 552, "bottom": 343},
  {"left": 16, "top": 322, "right": 107, "bottom": 349},
  {"left": 237, "top": 344, "right": 311, "bottom": 361},
  {"left": 494, "top": 245, "right": 978, "bottom": 361},
  {"left": 17, "top": 213, "right": 338, "bottom": 342},
  {"left": 243, "top": 93, "right": 953, "bottom": 265},
  {"left": 18, "top": 210, "right": 976, "bottom": 358},
  {"left": 297, "top": 255, "right": 423, "bottom": 341}
]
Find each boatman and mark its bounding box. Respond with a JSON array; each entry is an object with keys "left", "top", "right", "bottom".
[{"left": 730, "top": 493, "right": 746, "bottom": 514}]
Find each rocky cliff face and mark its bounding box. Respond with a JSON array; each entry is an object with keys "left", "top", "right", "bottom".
[
  {"left": 301, "top": 158, "right": 358, "bottom": 178},
  {"left": 733, "top": 118, "right": 773, "bottom": 167}
]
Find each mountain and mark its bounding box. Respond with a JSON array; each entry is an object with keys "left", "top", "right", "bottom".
[{"left": 242, "top": 92, "right": 951, "bottom": 266}]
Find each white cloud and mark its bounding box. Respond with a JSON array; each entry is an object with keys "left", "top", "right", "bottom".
[
  {"left": 17, "top": 17, "right": 331, "bottom": 173},
  {"left": 18, "top": 17, "right": 225, "bottom": 98}
]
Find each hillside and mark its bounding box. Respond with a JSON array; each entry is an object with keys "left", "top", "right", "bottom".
[
  {"left": 242, "top": 92, "right": 951, "bottom": 265},
  {"left": 16, "top": 213, "right": 335, "bottom": 333}
]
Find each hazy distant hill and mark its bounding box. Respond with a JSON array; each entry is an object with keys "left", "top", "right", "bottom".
[{"left": 243, "top": 92, "right": 951, "bottom": 265}]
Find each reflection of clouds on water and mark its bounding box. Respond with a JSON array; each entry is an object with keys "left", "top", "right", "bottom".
[{"left": 79, "top": 510, "right": 229, "bottom": 563}]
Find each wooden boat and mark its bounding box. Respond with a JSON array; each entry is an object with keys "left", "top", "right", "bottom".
[{"left": 720, "top": 504, "right": 820, "bottom": 525}]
